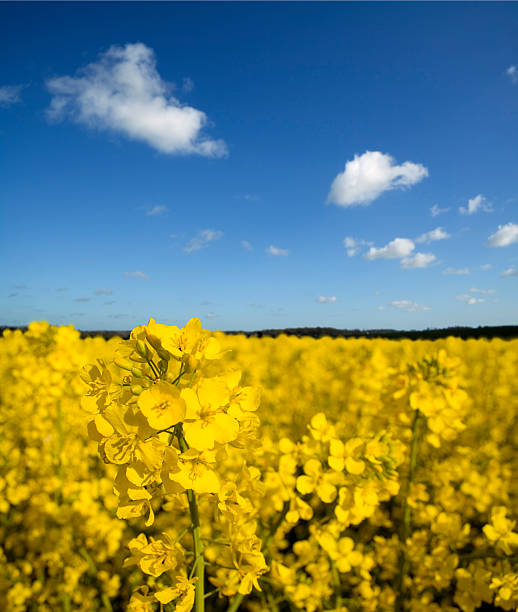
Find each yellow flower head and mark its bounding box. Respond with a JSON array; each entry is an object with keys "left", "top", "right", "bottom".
[{"left": 137, "top": 381, "right": 186, "bottom": 430}]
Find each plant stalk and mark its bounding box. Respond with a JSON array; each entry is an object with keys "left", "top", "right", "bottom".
[{"left": 176, "top": 424, "right": 205, "bottom": 612}]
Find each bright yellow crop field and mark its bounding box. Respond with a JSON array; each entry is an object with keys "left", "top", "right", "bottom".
[{"left": 0, "top": 319, "right": 517, "bottom": 611}]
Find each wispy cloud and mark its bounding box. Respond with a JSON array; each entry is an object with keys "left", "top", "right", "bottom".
[
  {"left": 74, "top": 297, "right": 91, "bottom": 303},
  {"left": 327, "top": 150, "right": 428, "bottom": 207},
  {"left": 400, "top": 253, "right": 436, "bottom": 269},
  {"left": 501, "top": 267, "right": 518, "bottom": 278},
  {"left": 457, "top": 294, "right": 484, "bottom": 305},
  {"left": 124, "top": 270, "right": 150, "bottom": 280},
  {"left": 507, "top": 65, "right": 517, "bottom": 84},
  {"left": 365, "top": 238, "right": 415, "bottom": 260},
  {"left": 344, "top": 236, "right": 372, "bottom": 256},
  {"left": 469, "top": 288, "right": 496, "bottom": 294},
  {"left": 46, "top": 43, "right": 227, "bottom": 157},
  {"left": 480, "top": 264, "right": 492, "bottom": 271},
  {"left": 266, "top": 245, "right": 289, "bottom": 256},
  {"left": 241, "top": 240, "right": 253, "bottom": 251},
  {"left": 317, "top": 296, "right": 337, "bottom": 303},
  {"left": 430, "top": 204, "right": 449, "bottom": 217},
  {"left": 105, "top": 300, "right": 116, "bottom": 305},
  {"left": 415, "top": 227, "right": 450, "bottom": 244},
  {"left": 146, "top": 205, "right": 168, "bottom": 216},
  {"left": 94, "top": 288, "right": 113, "bottom": 296},
  {"left": 391, "top": 300, "right": 431, "bottom": 312},
  {"left": 182, "top": 77, "right": 194, "bottom": 93},
  {"left": 184, "top": 229, "right": 223, "bottom": 253},
  {"left": 487, "top": 222, "right": 518, "bottom": 247},
  {"left": 459, "top": 194, "right": 493, "bottom": 215},
  {"left": 442, "top": 267, "right": 470, "bottom": 275},
  {"left": 0, "top": 84, "right": 25, "bottom": 107},
  {"left": 242, "top": 194, "right": 260, "bottom": 201}
]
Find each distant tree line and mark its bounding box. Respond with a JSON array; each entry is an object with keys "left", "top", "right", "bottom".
[{"left": 2, "top": 325, "right": 518, "bottom": 341}]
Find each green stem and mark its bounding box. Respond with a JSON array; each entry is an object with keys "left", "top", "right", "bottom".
[
  {"left": 227, "top": 593, "right": 244, "bottom": 612},
  {"left": 176, "top": 424, "right": 205, "bottom": 612},
  {"left": 395, "top": 409, "right": 421, "bottom": 612}
]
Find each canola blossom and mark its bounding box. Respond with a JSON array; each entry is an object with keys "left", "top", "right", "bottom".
[{"left": 0, "top": 319, "right": 517, "bottom": 611}]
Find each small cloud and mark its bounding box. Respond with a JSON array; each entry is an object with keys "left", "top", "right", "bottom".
[
  {"left": 74, "top": 297, "right": 91, "bottom": 302},
  {"left": 146, "top": 205, "right": 168, "bottom": 216},
  {"left": 507, "top": 65, "right": 518, "bottom": 84},
  {"left": 8, "top": 293, "right": 18, "bottom": 298},
  {"left": 480, "top": 263, "right": 492, "bottom": 271},
  {"left": 487, "top": 222, "right": 518, "bottom": 247},
  {"left": 242, "top": 194, "right": 260, "bottom": 201},
  {"left": 317, "top": 296, "right": 337, "bottom": 303},
  {"left": 206, "top": 312, "right": 218, "bottom": 318},
  {"left": 391, "top": 300, "right": 431, "bottom": 312},
  {"left": 377, "top": 305, "right": 386, "bottom": 311},
  {"left": 266, "top": 245, "right": 289, "bottom": 256},
  {"left": 124, "top": 270, "right": 150, "bottom": 280},
  {"left": 241, "top": 240, "right": 253, "bottom": 251},
  {"left": 469, "top": 288, "right": 496, "bottom": 294},
  {"left": 105, "top": 300, "right": 116, "bottom": 305},
  {"left": 182, "top": 77, "right": 194, "bottom": 92},
  {"left": 344, "top": 236, "right": 372, "bottom": 256},
  {"left": 327, "top": 150, "right": 428, "bottom": 207},
  {"left": 0, "top": 84, "right": 25, "bottom": 107},
  {"left": 94, "top": 288, "right": 113, "bottom": 296},
  {"left": 184, "top": 229, "right": 223, "bottom": 253},
  {"left": 46, "top": 43, "right": 227, "bottom": 157},
  {"left": 430, "top": 204, "right": 450, "bottom": 217},
  {"left": 457, "top": 294, "right": 484, "bottom": 305},
  {"left": 501, "top": 267, "right": 518, "bottom": 278},
  {"left": 56, "top": 287, "right": 68, "bottom": 292},
  {"left": 400, "top": 252, "right": 436, "bottom": 269},
  {"left": 415, "top": 227, "right": 450, "bottom": 244},
  {"left": 200, "top": 300, "right": 211, "bottom": 306},
  {"left": 365, "top": 238, "right": 415, "bottom": 260},
  {"left": 14, "top": 284, "right": 27, "bottom": 290},
  {"left": 442, "top": 267, "right": 470, "bottom": 275},
  {"left": 459, "top": 194, "right": 493, "bottom": 215}
]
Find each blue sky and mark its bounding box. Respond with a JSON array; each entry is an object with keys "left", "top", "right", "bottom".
[{"left": 1, "top": 2, "right": 517, "bottom": 331}]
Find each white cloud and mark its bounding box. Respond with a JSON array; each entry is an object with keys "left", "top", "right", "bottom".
[
  {"left": 507, "top": 65, "right": 517, "bottom": 84},
  {"left": 430, "top": 204, "right": 450, "bottom": 217},
  {"left": 0, "top": 84, "right": 25, "bottom": 106},
  {"left": 241, "top": 240, "right": 253, "bottom": 251},
  {"left": 400, "top": 252, "right": 436, "bottom": 269},
  {"left": 487, "top": 222, "right": 518, "bottom": 247},
  {"left": 124, "top": 270, "right": 150, "bottom": 280},
  {"left": 327, "top": 151, "right": 428, "bottom": 207},
  {"left": 317, "top": 296, "right": 337, "bottom": 303},
  {"left": 459, "top": 194, "right": 493, "bottom": 215},
  {"left": 501, "top": 267, "right": 518, "bottom": 278},
  {"left": 146, "top": 205, "right": 168, "bottom": 216},
  {"left": 469, "top": 288, "right": 496, "bottom": 294},
  {"left": 266, "top": 245, "right": 289, "bottom": 256},
  {"left": 94, "top": 288, "right": 113, "bottom": 295},
  {"left": 46, "top": 43, "right": 227, "bottom": 157},
  {"left": 480, "top": 263, "right": 492, "bottom": 271},
  {"left": 365, "top": 238, "right": 415, "bottom": 260},
  {"left": 242, "top": 194, "right": 260, "bottom": 201},
  {"left": 206, "top": 312, "right": 218, "bottom": 318},
  {"left": 457, "top": 294, "right": 484, "bottom": 305},
  {"left": 391, "top": 300, "right": 431, "bottom": 312},
  {"left": 344, "top": 236, "right": 373, "bottom": 256},
  {"left": 415, "top": 227, "right": 450, "bottom": 244},
  {"left": 184, "top": 229, "right": 223, "bottom": 253},
  {"left": 442, "top": 267, "right": 470, "bottom": 275}
]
